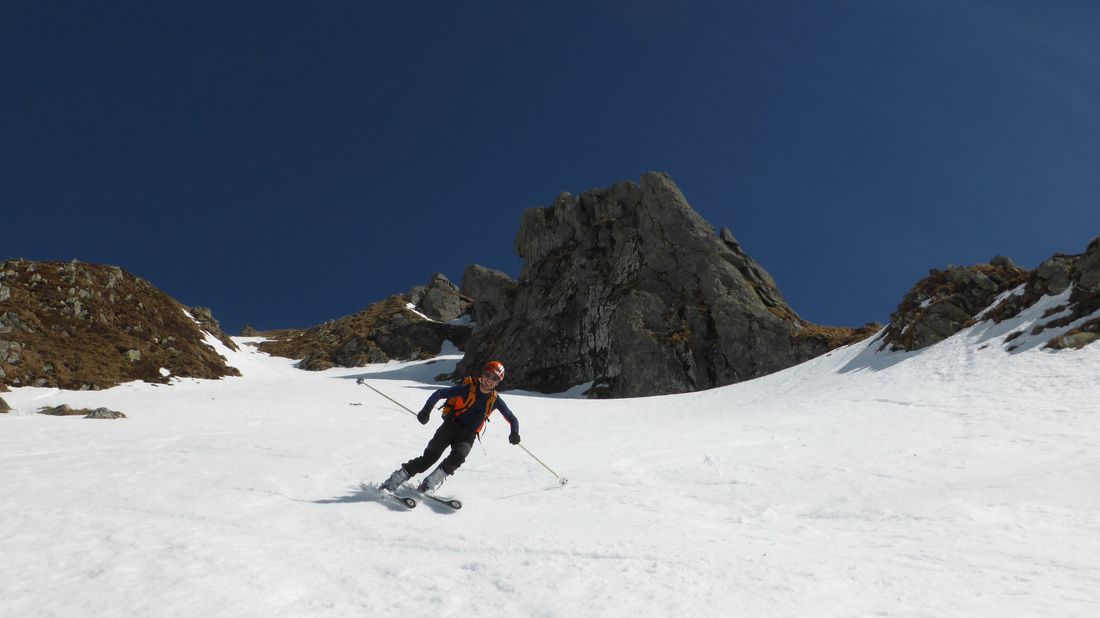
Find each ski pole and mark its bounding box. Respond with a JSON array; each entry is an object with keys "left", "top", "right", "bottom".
[
  {"left": 356, "top": 378, "right": 416, "bottom": 418},
  {"left": 518, "top": 444, "right": 568, "bottom": 486}
]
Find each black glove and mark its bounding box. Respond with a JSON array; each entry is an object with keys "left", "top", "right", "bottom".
[
  {"left": 417, "top": 405, "right": 431, "bottom": 425},
  {"left": 509, "top": 432, "right": 521, "bottom": 445}
]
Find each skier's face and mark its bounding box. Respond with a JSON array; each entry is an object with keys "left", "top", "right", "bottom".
[{"left": 481, "top": 370, "right": 502, "bottom": 387}]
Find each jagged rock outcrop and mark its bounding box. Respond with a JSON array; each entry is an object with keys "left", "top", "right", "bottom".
[
  {"left": 0, "top": 259, "right": 240, "bottom": 389},
  {"left": 410, "top": 273, "right": 470, "bottom": 322},
  {"left": 881, "top": 237, "right": 1100, "bottom": 352},
  {"left": 258, "top": 295, "right": 471, "bottom": 370},
  {"left": 453, "top": 172, "right": 876, "bottom": 397},
  {"left": 0, "top": 395, "right": 10, "bottom": 413}
]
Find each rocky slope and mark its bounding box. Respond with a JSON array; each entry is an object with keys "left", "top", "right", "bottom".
[
  {"left": 256, "top": 275, "right": 472, "bottom": 370},
  {"left": 0, "top": 259, "right": 239, "bottom": 390},
  {"left": 453, "top": 172, "right": 876, "bottom": 397},
  {"left": 880, "top": 237, "right": 1100, "bottom": 352}
]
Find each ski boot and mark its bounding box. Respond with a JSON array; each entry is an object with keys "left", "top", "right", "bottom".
[
  {"left": 417, "top": 466, "right": 449, "bottom": 493},
  {"left": 380, "top": 467, "right": 410, "bottom": 492}
]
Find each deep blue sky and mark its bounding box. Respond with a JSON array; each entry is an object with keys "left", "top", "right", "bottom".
[{"left": 4, "top": 2, "right": 1099, "bottom": 335}]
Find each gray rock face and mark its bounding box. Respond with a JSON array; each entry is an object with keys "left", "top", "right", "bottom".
[
  {"left": 461, "top": 265, "right": 516, "bottom": 328},
  {"left": 453, "top": 172, "right": 862, "bottom": 397}
]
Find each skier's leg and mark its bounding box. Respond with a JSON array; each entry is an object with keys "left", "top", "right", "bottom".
[
  {"left": 418, "top": 434, "right": 475, "bottom": 492},
  {"left": 402, "top": 423, "right": 454, "bottom": 475},
  {"left": 438, "top": 434, "right": 475, "bottom": 475}
]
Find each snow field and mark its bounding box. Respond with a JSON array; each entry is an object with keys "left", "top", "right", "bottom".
[{"left": 2, "top": 312, "right": 1100, "bottom": 616}]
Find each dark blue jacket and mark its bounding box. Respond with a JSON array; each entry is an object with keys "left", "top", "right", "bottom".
[{"left": 426, "top": 383, "right": 519, "bottom": 435}]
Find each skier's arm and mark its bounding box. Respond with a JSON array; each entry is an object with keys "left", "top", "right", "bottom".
[
  {"left": 417, "top": 384, "right": 467, "bottom": 424},
  {"left": 496, "top": 397, "right": 521, "bottom": 444}
]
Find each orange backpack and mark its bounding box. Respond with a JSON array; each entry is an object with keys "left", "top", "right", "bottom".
[{"left": 441, "top": 376, "right": 499, "bottom": 433}]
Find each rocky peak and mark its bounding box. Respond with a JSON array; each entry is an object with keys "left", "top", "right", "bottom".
[{"left": 453, "top": 172, "right": 874, "bottom": 397}]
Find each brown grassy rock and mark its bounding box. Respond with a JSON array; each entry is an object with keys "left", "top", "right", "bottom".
[
  {"left": 881, "top": 237, "right": 1100, "bottom": 352},
  {"left": 0, "top": 259, "right": 240, "bottom": 389},
  {"left": 879, "top": 259, "right": 1030, "bottom": 352},
  {"left": 0, "top": 396, "right": 10, "bottom": 413},
  {"left": 258, "top": 295, "right": 470, "bottom": 370}
]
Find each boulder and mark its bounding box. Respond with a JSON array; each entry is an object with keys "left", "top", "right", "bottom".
[
  {"left": 1034, "top": 257, "right": 1073, "bottom": 296},
  {"left": 38, "top": 404, "right": 126, "bottom": 418},
  {"left": 39, "top": 404, "right": 81, "bottom": 416},
  {"left": 415, "top": 273, "right": 467, "bottom": 322},
  {"left": 1077, "top": 236, "right": 1100, "bottom": 291},
  {"left": 83, "top": 407, "right": 127, "bottom": 419}
]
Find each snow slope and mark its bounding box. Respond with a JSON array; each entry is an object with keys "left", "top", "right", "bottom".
[{"left": 2, "top": 302, "right": 1100, "bottom": 617}]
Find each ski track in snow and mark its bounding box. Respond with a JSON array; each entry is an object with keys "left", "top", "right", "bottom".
[{"left": 2, "top": 313, "right": 1100, "bottom": 617}]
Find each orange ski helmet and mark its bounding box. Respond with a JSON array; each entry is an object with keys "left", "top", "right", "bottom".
[{"left": 483, "top": 360, "right": 505, "bottom": 381}]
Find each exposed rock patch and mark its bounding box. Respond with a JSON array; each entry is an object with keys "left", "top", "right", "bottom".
[
  {"left": 0, "top": 259, "right": 240, "bottom": 389},
  {"left": 39, "top": 404, "right": 126, "bottom": 418}
]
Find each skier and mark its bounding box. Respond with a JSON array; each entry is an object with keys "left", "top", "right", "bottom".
[{"left": 380, "top": 360, "right": 520, "bottom": 494}]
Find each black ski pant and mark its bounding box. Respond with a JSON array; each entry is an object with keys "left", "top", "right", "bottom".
[{"left": 402, "top": 419, "right": 476, "bottom": 476}]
